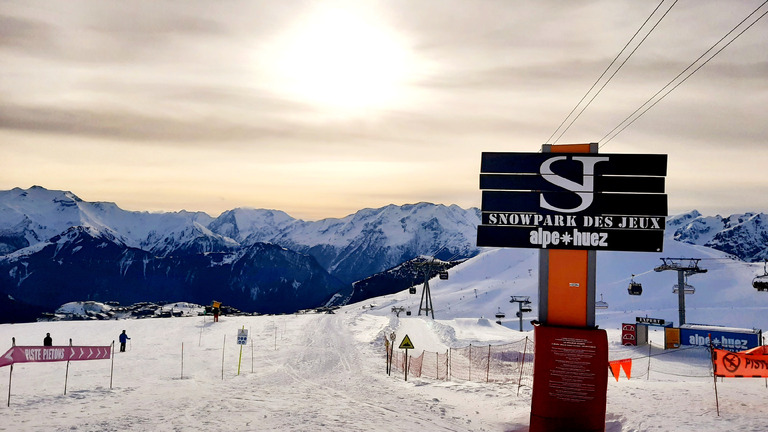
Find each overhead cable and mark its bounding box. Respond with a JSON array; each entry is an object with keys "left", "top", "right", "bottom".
[
  {"left": 599, "top": 1, "right": 768, "bottom": 147},
  {"left": 545, "top": 0, "right": 674, "bottom": 144}
]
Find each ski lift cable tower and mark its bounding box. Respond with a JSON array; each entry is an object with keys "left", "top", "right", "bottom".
[
  {"left": 413, "top": 256, "right": 449, "bottom": 319},
  {"left": 653, "top": 258, "right": 707, "bottom": 325},
  {"left": 509, "top": 296, "right": 532, "bottom": 332}
]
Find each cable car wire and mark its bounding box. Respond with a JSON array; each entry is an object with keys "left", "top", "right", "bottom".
[
  {"left": 549, "top": 0, "right": 679, "bottom": 145},
  {"left": 599, "top": 1, "right": 768, "bottom": 147},
  {"left": 545, "top": 0, "right": 674, "bottom": 144}
]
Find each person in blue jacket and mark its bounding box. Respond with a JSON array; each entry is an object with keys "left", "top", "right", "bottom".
[{"left": 119, "top": 330, "right": 131, "bottom": 352}]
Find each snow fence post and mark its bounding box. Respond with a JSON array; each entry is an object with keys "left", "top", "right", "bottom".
[{"left": 486, "top": 344, "right": 491, "bottom": 383}]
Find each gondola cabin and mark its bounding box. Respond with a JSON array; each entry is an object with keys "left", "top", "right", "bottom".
[
  {"left": 628, "top": 275, "right": 642, "bottom": 295},
  {"left": 439, "top": 271, "right": 449, "bottom": 280},
  {"left": 409, "top": 286, "right": 417, "bottom": 294}
]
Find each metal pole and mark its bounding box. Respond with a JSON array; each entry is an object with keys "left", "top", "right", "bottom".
[
  {"left": 404, "top": 349, "right": 408, "bottom": 381},
  {"left": 486, "top": 344, "right": 491, "bottom": 383},
  {"left": 110, "top": 341, "right": 115, "bottom": 389},
  {"left": 7, "top": 337, "right": 14, "bottom": 406},
  {"left": 678, "top": 270, "right": 686, "bottom": 326},
  {"left": 64, "top": 338, "right": 72, "bottom": 395},
  {"left": 7, "top": 364, "right": 12, "bottom": 407},
  {"left": 647, "top": 340, "right": 652, "bottom": 380},
  {"left": 251, "top": 328, "right": 254, "bottom": 374},
  {"left": 181, "top": 342, "right": 184, "bottom": 379},
  {"left": 709, "top": 333, "right": 720, "bottom": 416},
  {"left": 518, "top": 302, "right": 524, "bottom": 331},
  {"left": 518, "top": 337, "right": 528, "bottom": 396},
  {"left": 237, "top": 326, "right": 244, "bottom": 376},
  {"left": 221, "top": 335, "right": 226, "bottom": 380}
]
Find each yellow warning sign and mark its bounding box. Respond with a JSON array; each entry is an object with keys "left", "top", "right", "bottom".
[{"left": 399, "top": 334, "right": 415, "bottom": 350}]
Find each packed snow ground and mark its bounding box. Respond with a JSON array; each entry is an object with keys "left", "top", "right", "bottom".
[{"left": 2, "top": 236, "right": 768, "bottom": 431}]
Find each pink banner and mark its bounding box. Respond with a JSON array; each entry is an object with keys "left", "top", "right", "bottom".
[{"left": 0, "top": 346, "right": 111, "bottom": 368}]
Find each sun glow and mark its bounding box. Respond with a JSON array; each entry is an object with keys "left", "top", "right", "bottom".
[{"left": 265, "top": 5, "right": 415, "bottom": 113}]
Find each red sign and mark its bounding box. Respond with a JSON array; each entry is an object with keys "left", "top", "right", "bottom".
[
  {"left": 0, "top": 346, "right": 111, "bottom": 368},
  {"left": 622, "top": 323, "right": 637, "bottom": 346},
  {"left": 712, "top": 347, "right": 768, "bottom": 378},
  {"left": 530, "top": 325, "right": 608, "bottom": 432}
]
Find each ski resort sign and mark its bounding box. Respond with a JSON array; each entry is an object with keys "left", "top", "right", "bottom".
[
  {"left": 477, "top": 152, "right": 668, "bottom": 252},
  {"left": 0, "top": 345, "right": 111, "bottom": 367}
]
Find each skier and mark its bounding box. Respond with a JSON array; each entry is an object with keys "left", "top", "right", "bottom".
[
  {"left": 43, "top": 333, "right": 52, "bottom": 346},
  {"left": 119, "top": 330, "right": 131, "bottom": 352}
]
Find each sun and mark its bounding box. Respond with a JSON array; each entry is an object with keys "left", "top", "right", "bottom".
[{"left": 265, "top": 5, "right": 415, "bottom": 113}]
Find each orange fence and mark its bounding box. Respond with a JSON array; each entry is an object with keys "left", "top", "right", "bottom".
[{"left": 389, "top": 337, "right": 534, "bottom": 389}]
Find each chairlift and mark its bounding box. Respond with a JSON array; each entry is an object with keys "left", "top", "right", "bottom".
[
  {"left": 672, "top": 283, "right": 695, "bottom": 294},
  {"left": 595, "top": 294, "right": 608, "bottom": 309},
  {"left": 627, "top": 274, "right": 643, "bottom": 296},
  {"left": 753, "top": 260, "right": 768, "bottom": 292},
  {"left": 495, "top": 308, "right": 505, "bottom": 320},
  {"left": 439, "top": 271, "right": 449, "bottom": 280},
  {"left": 521, "top": 306, "right": 533, "bottom": 313}
]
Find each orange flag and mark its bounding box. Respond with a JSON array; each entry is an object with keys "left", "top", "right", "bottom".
[{"left": 609, "top": 359, "right": 632, "bottom": 381}]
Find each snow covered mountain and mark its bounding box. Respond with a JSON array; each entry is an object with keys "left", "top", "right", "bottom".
[
  {"left": 2, "top": 186, "right": 765, "bottom": 323},
  {"left": 0, "top": 187, "right": 480, "bottom": 321},
  {"left": 669, "top": 210, "right": 768, "bottom": 262}
]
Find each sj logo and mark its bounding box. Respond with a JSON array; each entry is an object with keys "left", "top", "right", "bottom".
[{"left": 539, "top": 156, "right": 609, "bottom": 213}]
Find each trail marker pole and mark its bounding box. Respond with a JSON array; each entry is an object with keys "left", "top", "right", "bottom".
[
  {"left": 709, "top": 334, "right": 720, "bottom": 417},
  {"left": 237, "top": 327, "right": 247, "bottom": 376},
  {"left": 7, "top": 364, "right": 12, "bottom": 407},
  {"left": 64, "top": 338, "right": 72, "bottom": 395},
  {"left": 110, "top": 341, "right": 115, "bottom": 389},
  {"left": 399, "top": 335, "right": 415, "bottom": 381},
  {"left": 7, "top": 337, "right": 14, "bottom": 407},
  {"left": 250, "top": 328, "right": 254, "bottom": 374},
  {"left": 221, "top": 335, "right": 226, "bottom": 380},
  {"left": 181, "top": 342, "right": 184, "bottom": 379}
]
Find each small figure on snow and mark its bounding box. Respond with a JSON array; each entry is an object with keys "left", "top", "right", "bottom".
[
  {"left": 119, "top": 330, "right": 131, "bottom": 352},
  {"left": 43, "top": 333, "right": 52, "bottom": 346},
  {"left": 212, "top": 301, "right": 221, "bottom": 323}
]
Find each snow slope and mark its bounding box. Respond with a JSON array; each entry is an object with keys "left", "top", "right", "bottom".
[{"left": 2, "top": 232, "right": 767, "bottom": 431}]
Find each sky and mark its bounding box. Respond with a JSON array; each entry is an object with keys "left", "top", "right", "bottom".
[{"left": 1, "top": 0, "right": 767, "bottom": 221}]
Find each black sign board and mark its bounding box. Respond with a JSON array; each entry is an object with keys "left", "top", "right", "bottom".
[
  {"left": 477, "top": 225, "right": 664, "bottom": 252},
  {"left": 478, "top": 151, "right": 668, "bottom": 251},
  {"left": 636, "top": 317, "right": 667, "bottom": 326},
  {"left": 481, "top": 152, "right": 667, "bottom": 176},
  {"left": 481, "top": 191, "right": 667, "bottom": 217},
  {"left": 480, "top": 173, "right": 666, "bottom": 194}
]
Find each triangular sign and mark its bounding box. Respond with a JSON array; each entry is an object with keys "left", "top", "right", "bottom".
[{"left": 399, "top": 334, "right": 415, "bottom": 350}]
